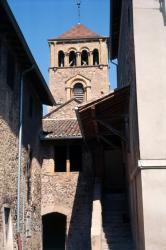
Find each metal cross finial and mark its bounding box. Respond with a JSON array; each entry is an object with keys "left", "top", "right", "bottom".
[{"left": 76, "top": 0, "right": 81, "bottom": 24}]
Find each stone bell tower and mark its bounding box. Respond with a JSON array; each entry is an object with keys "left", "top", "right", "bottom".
[{"left": 48, "top": 24, "right": 109, "bottom": 108}]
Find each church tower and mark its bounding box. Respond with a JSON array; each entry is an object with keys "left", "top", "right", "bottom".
[
  {"left": 48, "top": 24, "right": 109, "bottom": 108},
  {"left": 41, "top": 25, "right": 110, "bottom": 249}
]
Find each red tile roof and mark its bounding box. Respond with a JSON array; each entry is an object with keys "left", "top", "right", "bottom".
[
  {"left": 41, "top": 119, "right": 82, "bottom": 140},
  {"left": 49, "top": 24, "right": 101, "bottom": 40}
]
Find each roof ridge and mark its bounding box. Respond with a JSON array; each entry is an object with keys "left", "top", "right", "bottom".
[{"left": 43, "top": 98, "right": 80, "bottom": 118}]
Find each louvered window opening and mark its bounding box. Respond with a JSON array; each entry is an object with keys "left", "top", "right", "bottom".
[{"left": 73, "top": 83, "right": 84, "bottom": 102}]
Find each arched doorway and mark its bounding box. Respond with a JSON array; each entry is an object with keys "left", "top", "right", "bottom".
[{"left": 42, "top": 212, "right": 66, "bottom": 250}]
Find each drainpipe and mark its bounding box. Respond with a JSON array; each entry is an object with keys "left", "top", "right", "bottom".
[{"left": 16, "top": 65, "right": 34, "bottom": 249}]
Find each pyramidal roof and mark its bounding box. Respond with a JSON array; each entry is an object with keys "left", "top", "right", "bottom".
[{"left": 49, "top": 24, "right": 102, "bottom": 41}]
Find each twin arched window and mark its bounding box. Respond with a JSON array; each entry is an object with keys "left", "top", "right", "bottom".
[{"left": 58, "top": 48, "right": 99, "bottom": 67}]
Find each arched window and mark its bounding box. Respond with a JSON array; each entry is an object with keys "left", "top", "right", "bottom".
[
  {"left": 81, "top": 50, "right": 89, "bottom": 66},
  {"left": 69, "top": 51, "right": 76, "bottom": 66},
  {"left": 58, "top": 51, "right": 65, "bottom": 67},
  {"left": 73, "top": 83, "right": 84, "bottom": 102},
  {"left": 93, "top": 49, "right": 99, "bottom": 65}
]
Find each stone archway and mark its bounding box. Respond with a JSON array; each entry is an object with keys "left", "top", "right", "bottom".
[
  {"left": 65, "top": 74, "right": 91, "bottom": 101},
  {"left": 42, "top": 212, "right": 67, "bottom": 250},
  {"left": 41, "top": 205, "right": 70, "bottom": 217}
]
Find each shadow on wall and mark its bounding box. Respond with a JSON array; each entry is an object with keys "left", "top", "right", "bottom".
[
  {"left": 159, "top": 0, "right": 166, "bottom": 26},
  {"left": 66, "top": 172, "right": 93, "bottom": 249}
]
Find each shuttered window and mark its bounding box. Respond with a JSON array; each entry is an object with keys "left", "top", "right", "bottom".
[{"left": 73, "top": 83, "right": 84, "bottom": 102}]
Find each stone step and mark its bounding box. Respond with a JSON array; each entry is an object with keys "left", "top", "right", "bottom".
[{"left": 101, "top": 193, "right": 135, "bottom": 250}]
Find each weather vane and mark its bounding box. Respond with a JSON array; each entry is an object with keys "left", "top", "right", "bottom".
[{"left": 76, "top": 0, "right": 81, "bottom": 24}]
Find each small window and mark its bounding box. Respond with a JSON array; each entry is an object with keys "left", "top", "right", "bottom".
[
  {"left": 73, "top": 83, "right": 84, "bottom": 102},
  {"left": 69, "top": 51, "right": 76, "bottom": 66},
  {"left": 81, "top": 50, "right": 89, "bottom": 66},
  {"left": 58, "top": 51, "right": 65, "bottom": 67},
  {"left": 4, "top": 207, "right": 10, "bottom": 239},
  {"left": 7, "top": 50, "right": 15, "bottom": 89},
  {"left": 70, "top": 145, "right": 82, "bottom": 171},
  {"left": 93, "top": 49, "right": 99, "bottom": 65}
]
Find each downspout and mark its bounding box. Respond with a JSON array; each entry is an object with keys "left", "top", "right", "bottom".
[{"left": 16, "top": 65, "right": 34, "bottom": 249}]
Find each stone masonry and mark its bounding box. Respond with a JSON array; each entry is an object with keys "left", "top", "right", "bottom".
[
  {"left": 0, "top": 2, "right": 54, "bottom": 249},
  {"left": 41, "top": 24, "right": 110, "bottom": 249},
  {"left": 48, "top": 24, "right": 109, "bottom": 111}
]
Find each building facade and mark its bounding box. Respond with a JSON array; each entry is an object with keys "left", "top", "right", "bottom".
[
  {"left": 0, "top": 1, "right": 54, "bottom": 249},
  {"left": 109, "top": 1, "right": 166, "bottom": 250},
  {"left": 41, "top": 24, "right": 110, "bottom": 249}
]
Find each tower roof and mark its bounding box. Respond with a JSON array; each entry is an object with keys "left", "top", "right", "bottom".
[{"left": 49, "top": 24, "right": 102, "bottom": 41}]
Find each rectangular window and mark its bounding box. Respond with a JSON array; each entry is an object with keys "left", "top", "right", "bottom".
[
  {"left": 54, "top": 145, "right": 82, "bottom": 172},
  {"left": 54, "top": 146, "right": 66, "bottom": 172},
  {"left": 7, "top": 50, "right": 15, "bottom": 89},
  {"left": 70, "top": 145, "right": 82, "bottom": 171}
]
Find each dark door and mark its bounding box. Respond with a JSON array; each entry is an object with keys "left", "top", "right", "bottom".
[{"left": 42, "top": 213, "right": 66, "bottom": 250}]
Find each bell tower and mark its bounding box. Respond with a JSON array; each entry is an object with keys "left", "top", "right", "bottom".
[{"left": 48, "top": 24, "right": 109, "bottom": 108}]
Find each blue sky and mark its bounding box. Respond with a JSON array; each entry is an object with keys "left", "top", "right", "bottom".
[{"left": 8, "top": 0, "right": 117, "bottom": 90}]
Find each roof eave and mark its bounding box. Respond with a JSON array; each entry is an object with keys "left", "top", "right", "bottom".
[
  {"left": 48, "top": 37, "right": 108, "bottom": 42},
  {"left": 40, "top": 136, "right": 82, "bottom": 141}
]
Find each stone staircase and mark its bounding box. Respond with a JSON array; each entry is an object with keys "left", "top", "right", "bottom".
[{"left": 101, "top": 193, "right": 135, "bottom": 250}]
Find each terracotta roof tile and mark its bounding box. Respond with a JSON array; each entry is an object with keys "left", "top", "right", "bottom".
[
  {"left": 49, "top": 24, "right": 101, "bottom": 40},
  {"left": 41, "top": 119, "right": 82, "bottom": 139}
]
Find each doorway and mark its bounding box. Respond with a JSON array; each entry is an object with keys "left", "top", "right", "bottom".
[{"left": 42, "top": 213, "right": 66, "bottom": 250}]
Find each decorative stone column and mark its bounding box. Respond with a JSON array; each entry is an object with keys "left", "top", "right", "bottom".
[
  {"left": 86, "top": 86, "right": 91, "bottom": 101},
  {"left": 99, "top": 39, "right": 102, "bottom": 65},
  {"left": 77, "top": 52, "right": 81, "bottom": 66},
  {"left": 90, "top": 51, "right": 93, "bottom": 66},
  {"left": 65, "top": 53, "right": 69, "bottom": 67}
]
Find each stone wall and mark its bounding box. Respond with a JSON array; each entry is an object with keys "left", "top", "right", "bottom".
[
  {"left": 0, "top": 37, "right": 20, "bottom": 249},
  {"left": 0, "top": 35, "right": 44, "bottom": 249},
  {"left": 41, "top": 143, "right": 93, "bottom": 250},
  {"left": 41, "top": 172, "right": 93, "bottom": 250}
]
